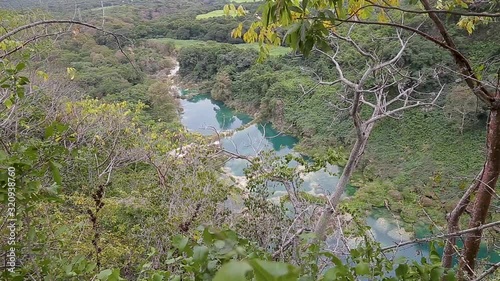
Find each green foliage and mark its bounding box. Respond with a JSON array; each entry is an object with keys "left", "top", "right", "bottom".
[
  {"left": 2, "top": 2, "right": 499, "bottom": 281},
  {"left": 86, "top": 225, "right": 459, "bottom": 281},
  {"left": 209, "top": 228, "right": 458, "bottom": 281},
  {"left": 176, "top": 3, "right": 498, "bottom": 230},
  {"left": 178, "top": 43, "right": 258, "bottom": 80}
]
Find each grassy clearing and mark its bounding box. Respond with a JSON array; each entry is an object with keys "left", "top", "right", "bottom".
[
  {"left": 195, "top": 10, "right": 230, "bottom": 19},
  {"left": 153, "top": 38, "right": 291, "bottom": 56},
  {"left": 233, "top": 42, "right": 291, "bottom": 56},
  {"left": 152, "top": 38, "right": 207, "bottom": 49},
  {"left": 90, "top": 5, "right": 119, "bottom": 11}
]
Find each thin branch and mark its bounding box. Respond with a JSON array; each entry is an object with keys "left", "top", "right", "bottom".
[
  {"left": 472, "top": 262, "right": 500, "bottom": 281},
  {"left": 382, "top": 220, "right": 500, "bottom": 251},
  {"left": 314, "top": 47, "right": 358, "bottom": 88},
  {"left": 365, "top": 84, "right": 444, "bottom": 124},
  {"left": 0, "top": 20, "right": 138, "bottom": 73},
  {"left": 329, "top": 26, "right": 377, "bottom": 62},
  {"left": 362, "top": 2, "right": 500, "bottom": 17},
  {"left": 443, "top": 168, "right": 483, "bottom": 268},
  {"left": 272, "top": 228, "right": 309, "bottom": 258},
  {"left": 0, "top": 20, "right": 122, "bottom": 43},
  {"left": 419, "top": 0, "right": 493, "bottom": 105},
  {"left": 0, "top": 32, "right": 66, "bottom": 59}
]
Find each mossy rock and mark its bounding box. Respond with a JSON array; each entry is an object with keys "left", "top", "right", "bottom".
[
  {"left": 388, "top": 190, "right": 403, "bottom": 201},
  {"left": 420, "top": 196, "right": 435, "bottom": 207}
]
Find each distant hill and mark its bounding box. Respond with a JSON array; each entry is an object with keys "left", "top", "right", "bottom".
[{"left": 0, "top": 0, "right": 224, "bottom": 13}]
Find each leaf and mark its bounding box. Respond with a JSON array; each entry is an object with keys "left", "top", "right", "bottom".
[
  {"left": 203, "top": 227, "right": 214, "bottom": 244},
  {"left": 354, "top": 262, "right": 370, "bottom": 276},
  {"left": 236, "top": 5, "right": 246, "bottom": 16},
  {"left": 67, "top": 67, "right": 76, "bottom": 80},
  {"left": 152, "top": 273, "right": 164, "bottom": 281},
  {"left": 443, "top": 271, "right": 457, "bottom": 281},
  {"left": 302, "top": 0, "right": 309, "bottom": 10},
  {"left": 430, "top": 267, "right": 444, "bottom": 281},
  {"left": 213, "top": 261, "right": 252, "bottom": 281},
  {"left": 330, "top": 255, "right": 343, "bottom": 267},
  {"left": 322, "top": 268, "right": 337, "bottom": 280},
  {"left": 193, "top": 245, "right": 209, "bottom": 263},
  {"left": 37, "top": 70, "right": 49, "bottom": 81},
  {"left": 207, "top": 260, "right": 218, "bottom": 271},
  {"left": 108, "top": 269, "right": 124, "bottom": 281},
  {"left": 4, "top": 98, "right": 13, "bottom": 109},
  {"left": 395, "top": 264, "right": 408, "bottom": 277},
  {"left": 16, "top": 62, "right": 26, "bottom": 72},
  {"left": 323, "top": 265, "right": 349, "bottom": 280},
  {"left": 214, "top": 240, "right": 225, "bottom": 249},
  {"left": 17, "top": 76, "right": 29, "bottom": 85},
  {"left": 394, "top": 256, "right": 407, "bottom": 264},
  {"left": 96, "top": 269, "right": 113, "bottom": 280},
  {"left": 49, "top": 161, "right": 62, "bottom": 185},
  {"left": 45, "top": 124, "right": 55, "bottom": 138},
  {"left": 249, "top": 259, "right": 299, "bottom": 280},
  {"left": 172, "top": 235, "right": 189, "bottom": 252},
  {"left": 28, "top": 227, "right": 36, "bottom": 241},
  {"left": 289, "top": 6, "right": 303, "bottom": 14}
]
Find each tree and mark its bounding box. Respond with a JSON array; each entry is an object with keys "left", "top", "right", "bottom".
[
  {"left": 291, "top": 25, "right": 442, "bottom": 240},
  {"left": 211, "top": 71, "right": 233, "bottom": 101},
  {"left": 444, "top": 85, "right": 483, "bottom": 134},
  {"left": 227, "top": 0, "right": 500, "bottom": 278}
]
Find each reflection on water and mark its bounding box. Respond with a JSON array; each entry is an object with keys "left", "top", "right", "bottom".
[{"left": 181, "top": 94, "right": 251, "bottom": 135}]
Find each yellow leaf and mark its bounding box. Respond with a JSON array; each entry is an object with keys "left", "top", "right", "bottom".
[
  {"left": 67, "top": 67, "right": 76, "bottom": 80},
  {"left": 377, "top": 11, "right": 389, "bottom": 23},
  {"left": 236, "top": 5, "right": 246, "bottom": 16},
  {"left": 36, "top": 70, "right": 49, "bottom": 81}
]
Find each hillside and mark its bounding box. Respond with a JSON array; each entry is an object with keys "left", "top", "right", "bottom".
[{"left": 0, "top": 0, "right": 499, "bottom": 280}]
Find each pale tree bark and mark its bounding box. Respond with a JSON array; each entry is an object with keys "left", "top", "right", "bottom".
[
  {"left": 312, "top": 25, "right": 443, "bottom": 240},
  {"left": 314, "top": 126, "right": 372, "bottom": 239}
]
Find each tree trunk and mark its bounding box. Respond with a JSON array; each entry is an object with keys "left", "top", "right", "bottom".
[
  {"left": 442, "top": 172, "right": 480, "bottom": 269},
  {"left": 314, "top": 124, "right": 373, "bottom": 240},
  {"left": 459, "top": 109, "right": 500, "bottom": 278}
]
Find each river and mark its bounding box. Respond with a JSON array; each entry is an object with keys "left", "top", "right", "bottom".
[
  {"left": 179, "top": 93, "right": 432, "bottom": 258},
  {"left": 174, "top": 73, "right": 497, "bottom": 264}
]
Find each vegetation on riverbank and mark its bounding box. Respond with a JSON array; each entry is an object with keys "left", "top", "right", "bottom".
[{"left": 173, "top": 19, "right": 498, "bottom": 232}]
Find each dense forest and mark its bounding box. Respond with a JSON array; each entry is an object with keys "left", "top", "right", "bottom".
[{"left": 0, "top": 0, "right": 499, "bottom": 280}]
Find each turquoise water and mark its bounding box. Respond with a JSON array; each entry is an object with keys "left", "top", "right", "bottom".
[
  {"left": 181, "top": 94, "right": 252, "bottom": 135},
  {"left": 181, "top": 95, "right": 340, "bottom": 197},
  {"left": 179, "top": 93, "right": 498, "bottom": 264}
]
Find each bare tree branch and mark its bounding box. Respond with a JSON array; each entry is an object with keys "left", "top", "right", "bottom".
[
  {"left": 0, "top": 19, "right": 138, "bottom": 73},
  {"left": 382, "top": 220, "right": 500, "bottom": 251},
  {"left": 472, "top": 262, "right": 500, "bottom": 281}
]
